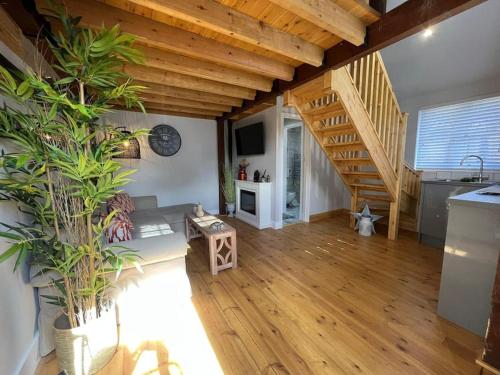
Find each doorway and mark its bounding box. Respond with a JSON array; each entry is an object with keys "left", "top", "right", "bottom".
[{"left": 283, "top": 120, "right": 303, "bottom": 224}]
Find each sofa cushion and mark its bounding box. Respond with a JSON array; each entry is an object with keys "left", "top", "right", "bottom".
[
  {"left": 107, "top": 192, "right": 135, "bottom": 213},
  {"left": 108, "top": 212, "right": 134, "bottom": 243},
  {"left": 169, "top": 221, "right": 186, "bottom": 234},
  {"left": 131, "top": 195, "right": 158, "bottom": 210},
  {"left": 116, "top": 232, "right": 189, "bottom": 267},
  {"left": 129, "top": 203, "right": 195, "bottom": 231},
  {"left": 132, "top": 203, "right": 193, "bottom": 219},
  {"left": 154, "top": 203, "right": 195, "bottom": 224},
  {"left": 128, "top": 212, "right": 171, "bottom": 239},
  {"left": 31, "top": 231, "right": 189, "bottom": 288}
]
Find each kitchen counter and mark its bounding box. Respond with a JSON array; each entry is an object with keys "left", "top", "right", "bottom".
[
  {"left": 437, "top": 184, "right": 500, "bottom": 336},
  {"left": 422, "top": 179, "right": 494, "bottom": 187},
  {"left": 448, "top": 184, "right": 500, "bottom": 209},
  {"left": 418, "top": 180, "right": 496, "bottom": 248}
]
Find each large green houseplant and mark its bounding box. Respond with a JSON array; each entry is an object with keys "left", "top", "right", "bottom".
[
  {"left": 221, "top": 165, "right": 236, "bottom": 216},
  {"left": 0, "top": 10, "right": 147, "bottom": 374}
]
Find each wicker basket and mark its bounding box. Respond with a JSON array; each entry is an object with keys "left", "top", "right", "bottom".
[{"left": 53, "top": 306, "right": 118, "bottom": 375}]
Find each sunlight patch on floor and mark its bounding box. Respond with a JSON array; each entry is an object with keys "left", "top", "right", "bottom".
[{"left": 115, "top": 270, "right": 223, "bottom": 375}]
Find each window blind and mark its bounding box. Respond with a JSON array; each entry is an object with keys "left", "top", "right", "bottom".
[{"left": 415, "top": 96, "right": 500, "bottom": 170}]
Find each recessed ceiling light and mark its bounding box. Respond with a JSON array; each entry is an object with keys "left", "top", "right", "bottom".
[{"left": 423, "top": 28, "right": 434, "bottom": 38}]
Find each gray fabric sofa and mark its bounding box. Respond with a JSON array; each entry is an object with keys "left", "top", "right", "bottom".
[{"left": 31, "top": 196, "right": 195, "bottom": 356}]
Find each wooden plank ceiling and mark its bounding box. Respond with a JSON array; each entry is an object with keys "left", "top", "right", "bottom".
[{"left": 35, "top": 0, "right": 380, "bottom": 120}]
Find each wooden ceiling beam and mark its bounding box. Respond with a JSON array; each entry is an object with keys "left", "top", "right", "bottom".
[
  {"left": 115, "top": 105, "right": 216, "bottom": 119},
  {"left": 140, "top": 46, "right": 273, "bottom": 91},
  {"left": 124, "top": 65, "right": 256, "bottom": 100},
  {"left": 266, "top": 0, "right": 367, "bottom": 46},
  {"left": 142, "top": 102, "right": 222, "bottom": 117},
  {"left": 221, "top": 0, "right": 487, "bottom": 120},
  {"left": 229, "top": 101, "right": 276, "bottom": 121},
  {"left": 127, "top": 0, "right": 324, "bottom": 66},
  {"left": 36, "top": 0, "right": 295, "bottom": 81},
  {"left": 0, "top": 5, "right": 28, "bottom": 63},
  {"left": 139, "top": 93, "right": 232, "bottom": 112},
  {"left": 136, "top": 81, "right": 243, "bottom": 107},
  {"left": 0, "top": 5, "right": 53, "bottom": 74},
  {"left": 369, "top": 0, "right": 387, "bottom": 15}
]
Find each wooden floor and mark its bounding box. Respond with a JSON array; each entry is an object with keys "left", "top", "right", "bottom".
[{"left": 37, "top": 214, "right": 485, "bottom": 374}]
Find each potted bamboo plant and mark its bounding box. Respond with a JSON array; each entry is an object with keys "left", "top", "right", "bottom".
[
  {"left": 0, "top": 10, "right": 147, "bottom": 375},
  {"left": 222, "top": 165, "right": 236, "bottom": 216}
]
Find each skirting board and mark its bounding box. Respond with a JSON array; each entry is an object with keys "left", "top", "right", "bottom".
[{"left": 309, "top": 209, "right": 349, "bottom": 223}]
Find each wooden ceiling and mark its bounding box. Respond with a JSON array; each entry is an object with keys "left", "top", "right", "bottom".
[{"left": 33, "top": 0, "right": 381, "bottom": 120}]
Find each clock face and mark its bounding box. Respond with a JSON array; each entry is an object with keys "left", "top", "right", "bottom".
[{"left": 148, "top": 125, "right": 182, "bottom": 156}]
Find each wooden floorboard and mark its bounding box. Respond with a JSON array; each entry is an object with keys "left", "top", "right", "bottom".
[{"left": 36, "top": 214, "right": 484, "bottom": 374}]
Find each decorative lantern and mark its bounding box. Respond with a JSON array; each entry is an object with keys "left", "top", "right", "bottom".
[{"left": 113, "top": 128, "right": 141, "bottom": 159}]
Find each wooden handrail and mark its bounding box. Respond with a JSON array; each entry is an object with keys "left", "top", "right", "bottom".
[
  {"left": 345, "top": 52, "right": 405, "bottom": 176},
  {"left": 401, "top": 162, "right": 422, "bottom": 199}
]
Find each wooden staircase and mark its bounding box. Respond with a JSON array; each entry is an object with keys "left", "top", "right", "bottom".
[
  {"left": 355, "top": 162, "right": 422, "bottom": 233},
  {"left": 398, "top": 162, "right": 422, "bottom": 232},
  {"left": 285, "top": 52, "right": 413, "bottom": 240}
]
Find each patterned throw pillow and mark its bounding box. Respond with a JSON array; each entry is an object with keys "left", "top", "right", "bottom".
[
  {"left": 107, "top": 192, "right": 135, "bottom": 214},
  {"left": 107, "top": 212, "right": 134, "bottom": 243}
]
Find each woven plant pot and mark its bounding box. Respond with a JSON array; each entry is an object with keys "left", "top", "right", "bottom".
[{"left": 53, "top": 305, "right": 118, "bottom": 375}]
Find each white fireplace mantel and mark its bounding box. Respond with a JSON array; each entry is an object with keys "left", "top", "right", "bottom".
[{"left": 235, "top": 180, "right": 272, "bottom": 229}]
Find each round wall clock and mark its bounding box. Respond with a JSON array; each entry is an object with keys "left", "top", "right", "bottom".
[{"left": 148, "top": 124, "right": 182, "bottom": 156}]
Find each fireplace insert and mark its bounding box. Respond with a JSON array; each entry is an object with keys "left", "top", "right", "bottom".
[{"left": 240, "top": 189, "right": 256, "bottom": 215}]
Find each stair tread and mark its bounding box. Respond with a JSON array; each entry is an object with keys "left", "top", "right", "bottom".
[
  {"left": 351, "top": 183, "right": 387, "bottom": 192},
  {"left": 326, "top": 144, "right": 366, "bottom": 153},
  {"left": 299, "top": 89, "right": 334, "bottom": 104},
  {"left": 303, "top": 101, "right": 346, "bottom": 121},
  {"left": 313, "top": 110, "right": 346, "bottom": 122},
  {"left": 363, "top": 208, "right": 390, "bottom": 213},
  {"left": 316, "top": 123, "right": 354, "bottom": 136},
  {"left": 325, "top": 140, "right": 363, "bottom": 148},
  {"left": 333, "top": 157, "right": 371, "bottom": 161},
  {"left": 334, "top": 158, "right": 374, "bottom": 166},
  {"left": 302, "top": 101, "right": 343, "bottom": 116},
  {"left": 357, "top": 201, "right": 389, "bottom": 208},
  {"left": 358, "top": 194, "right": 391, "bottom": 202},
  {"left": 342, "top": 171, "right": 380, "bottom": 176}
]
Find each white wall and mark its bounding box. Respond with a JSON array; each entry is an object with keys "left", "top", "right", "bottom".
[
  {"left": 0, "top": 98, "right": 39, "bottom": 375},
  {"left": 103, "top": 110, "right": 220, "bottom": 213},
  {"left": 382, "top": 0, "right": 500, "bottom": 178},
  {"left": 232, "top": 106, "right": 278, "bottom": 186},
  {"left": 309, "top": 138, "right": 351, "bottom": 214},
  {"left": 233, "top": 102, "right": 350, "bottom": 224},
  {"left": 281, "top": 107, "right": 351, "bottom": 215},
  {"left": 232, "top": 106, "right": 280, "bottom": 223}
]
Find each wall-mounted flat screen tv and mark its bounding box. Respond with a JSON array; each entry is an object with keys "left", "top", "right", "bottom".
[{"left": 235, "top": 122, "right": 265, "bottom": 156}]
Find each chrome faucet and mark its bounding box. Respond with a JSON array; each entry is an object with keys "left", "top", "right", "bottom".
[{"left": 460, "top": 155, "right": 485, "bottom": 182}]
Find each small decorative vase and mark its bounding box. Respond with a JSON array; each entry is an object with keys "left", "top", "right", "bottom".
[
  {"left": 226, "top": 202, "right": 235, "bottom": 217},
  {"left": 238, "top": 167, "right": 247, "bottom": 180},
  {"left": 195, "top": 203, "right": 204, "bottom": 218}
]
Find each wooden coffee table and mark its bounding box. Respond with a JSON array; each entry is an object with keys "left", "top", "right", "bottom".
[{"left": 185, "top": 214, "right": 237, "bottom": 275}]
